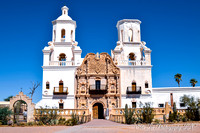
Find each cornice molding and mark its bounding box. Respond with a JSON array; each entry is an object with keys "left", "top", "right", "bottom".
[
  {"left": 117, "top": 19, "right": 141, "bottom": 28},
  {"left": 152, "top": 87, "right": 200, "bottom": 93},
  {"left": 54, "top": 42, "right": 72, "bottom": 47},
  {"left": 117, "top": 65, "right": 152, "bottom": 69},
  {"left": 42, "top": 66, "right": 78, "bottom": 70}
]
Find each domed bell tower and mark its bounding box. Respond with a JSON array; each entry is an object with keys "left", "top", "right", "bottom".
[{"left": 52, "top": 6, "right": 76, "bottom": 44}]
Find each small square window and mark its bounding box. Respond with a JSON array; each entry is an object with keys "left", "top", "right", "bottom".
[
  {"left": 158, "top": 104, "right": 164, "bottom": 108},
  {"left": 46, "top": 82, "right": 50, "bottom": 89},
  {"left": 180, "top": 103, "right": 185, "bottom": 107},
  {"left": 132, "top": 102, "right": 136, "bottom": 108},
  {"left": 59, "top": 103, "right": 63, "bottom": 109},
  {"left": 145, "top": 83, "right": 148, "bottom": 88}
]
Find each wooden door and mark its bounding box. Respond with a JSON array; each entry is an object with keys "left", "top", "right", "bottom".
[
  {"left": 59, "top": 81, "right": 63, "bottom": 93},
  {"left": 132, "top": 83, "right": 136, "bottom": 92},
  {"left": 93, "top": 105, "right": 98, "bottom": 119}
]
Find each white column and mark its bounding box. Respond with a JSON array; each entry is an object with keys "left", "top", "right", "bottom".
[{"left": 43, "top": 49, "right": 51, "bottom": 66}]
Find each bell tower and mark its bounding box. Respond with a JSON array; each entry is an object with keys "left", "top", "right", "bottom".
[
  {"left": 111, "top": 19, "right": 152, "bottom": 99},
  {"left": 117, "top": 19, "right": 141, "bottom": 45}
]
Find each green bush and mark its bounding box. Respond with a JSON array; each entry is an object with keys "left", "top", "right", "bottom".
[
  {"left": 168, "top": 103, "right": 182, "bottom": 122},
  {"left": 37, "top": 121, "right": 44, "bottom": 126},
  {"left": 141, "top": 103, "right": 154, "bottom": 123},
  {"left": 182, "top": 116, "right": 188, "bottom": 122},
  {"left": 180, "top": 95, "right": 200, "bottom": 121},
  {"left": 27, "top": 122, "right": 34, "bottom": 126},
  {"left": 36, "top": 108, "right": 58, "bottom": 125},
  {"left": 0, "top": 107, "right": 12, "bottom": 125},
  {"left": 65, "top": 112, "right": 79, "bottom": 126},
  {"left": 154, "top": 119, "right": 160, "bottom": 124},
  {"left": 64, "top": 119, "right": 73, "bottom": 126},
  {"left": 58, "top": 117, "right": 66, "bottom": 125},
  {"left": 79, "top": 111, "right": 86, "bottom": 124},
  {"left": 124, "top": 104, "right": 135, "bottom": 124},
  {"left": 17, "top": 122, "right": 26, "bottom": 127}
]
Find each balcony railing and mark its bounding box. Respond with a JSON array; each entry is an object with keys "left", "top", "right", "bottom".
[
  {"left": 53, "top": 87, "right": 68, "bottom": 95},
  {"left": 89, "top": 85, "right": 107, "bottom": 94},
  {"left": 49, "top": 61, "right": 74, "bottom": 66},
  {"left": 117, "top": 60, "right": 146, "bottom": 66},
  {"left": 127, "top": 86, "right": 141, "bottom": 94}
]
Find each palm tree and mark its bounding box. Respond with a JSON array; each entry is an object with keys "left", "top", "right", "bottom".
[
  {"left": 190, "top": 79, "right": 198, "bottom": 87},
  {"left": 174, "top": 73, "right": 182, "bottom": 87}
]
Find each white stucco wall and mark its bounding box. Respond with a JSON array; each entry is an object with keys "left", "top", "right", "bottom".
[{"left": 119, "top": 66, "right": 152, "bottom": 95}]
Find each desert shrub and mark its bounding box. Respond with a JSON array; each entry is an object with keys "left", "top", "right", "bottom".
[
  {"left": 58, "top": 117, "right": 66, "bottom": 125},
  {"left": 50, "top": 119, "right": 58, "bottom": 125},
  {"left": 17, "top": 122, "right": 26, "bottom": 127},
  {"left": 37, "top": 121, "right": 44, "bottom": 126},
  {"left": 36, "top": 108, "right": 58, "bottom": 125},
  {"left": 64, "top": 119, "right": 73, "bottom": 126},
  {"left": 124, "top": 104, "right": 135, "bottom": 124},
  {"left": 135, "top": 110, "right": 143, "bottom": 124},
  {"left": 141, "top": 103, "right": 154, "bottom": 123},
  {"left": 65, "top": 112, "right": 79, "bottom": 126},
  {"left": 154, "top": 119, "right": 160, "bottom": 124},
  {"left": 0, "top": 107, "right": 12, "bottom": 125},
  {"left": 27, "top": 122, "right": 34, "bottom": 126},
  {"left": 168, "top": 103, "right": 180, "bottom": 122},
  {"left": 79, "top": 111, "right": 86, "bottom": 124},
  {"left": 182, "top": 115, "right": 188, "bottom": 122},
  {"left": 180, "top": 95, "right": 200, "bottom": 121}
]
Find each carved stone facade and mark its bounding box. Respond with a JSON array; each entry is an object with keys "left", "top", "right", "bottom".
[{"left": 75, "top": 53, "right": 120, "bottom": 118}]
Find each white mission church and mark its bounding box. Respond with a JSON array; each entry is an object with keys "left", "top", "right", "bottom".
[{"left": 35, "top": 6, "right": 200, "bottom": 119}]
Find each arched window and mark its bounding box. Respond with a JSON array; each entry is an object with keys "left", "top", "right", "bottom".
[
  {"left": 59, "top": 80, "right": 63, "bottom": 92},
  {"left": 145, "top": 82, "right": 148, "bottom": 88},
  {"left": 54, "top": 30, "right": 56, "bottom": 42},
  {"left": 46, "top": 81, "right": 50, "bottom": 89},
  {"left": 121, "top": 30, "right": 123, "bottom": 42},
  {"left": 59, "top": 53, "right": 66, "bottom": 61},
  {"left": 61, "top": 29, "right": 65, "bottom": 38},
  {"left": 132, "top": 81, "right": 136, "bottom": 92},
  {"left": 59, "top": 53, "right": 66, "bottom": 66},
  {"left": 128, "top": 29, "right": 133, "bottom": 42},
  {"left": 129, "top": 53, "right": 136, "bottom": 60},
  {"left": 71, "top": 30, "right": 73, "bottom": 41}
]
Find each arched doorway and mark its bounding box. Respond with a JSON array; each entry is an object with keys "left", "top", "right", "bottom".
[
  {"left": 13, "top": 100, "right": 28, "bottom": 123},
  {"left": 10, "top": 92, "right": 35, "bottom": 122},
  {"left": 93, "top": 103, "right": 104, "bottom": 119}
]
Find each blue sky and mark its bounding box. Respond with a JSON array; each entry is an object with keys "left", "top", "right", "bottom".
[{"left": 0, "top": 0, "right": 200, "bottom": 103}]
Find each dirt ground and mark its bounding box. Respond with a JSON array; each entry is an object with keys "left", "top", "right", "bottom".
[
  {"left": 0, "top": 126, "right": 70, "bottom": 133},
  {"left": 1, "top": 120, "right": 200, "bottom": 133}
]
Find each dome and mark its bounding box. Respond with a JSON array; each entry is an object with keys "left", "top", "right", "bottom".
[{"left": 57, "top": 15, "right": 72, "bottom": 20}]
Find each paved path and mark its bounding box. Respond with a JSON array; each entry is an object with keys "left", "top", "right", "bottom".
[{"left": 55, "top": 119, "right": 200, "bottom": 133}]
